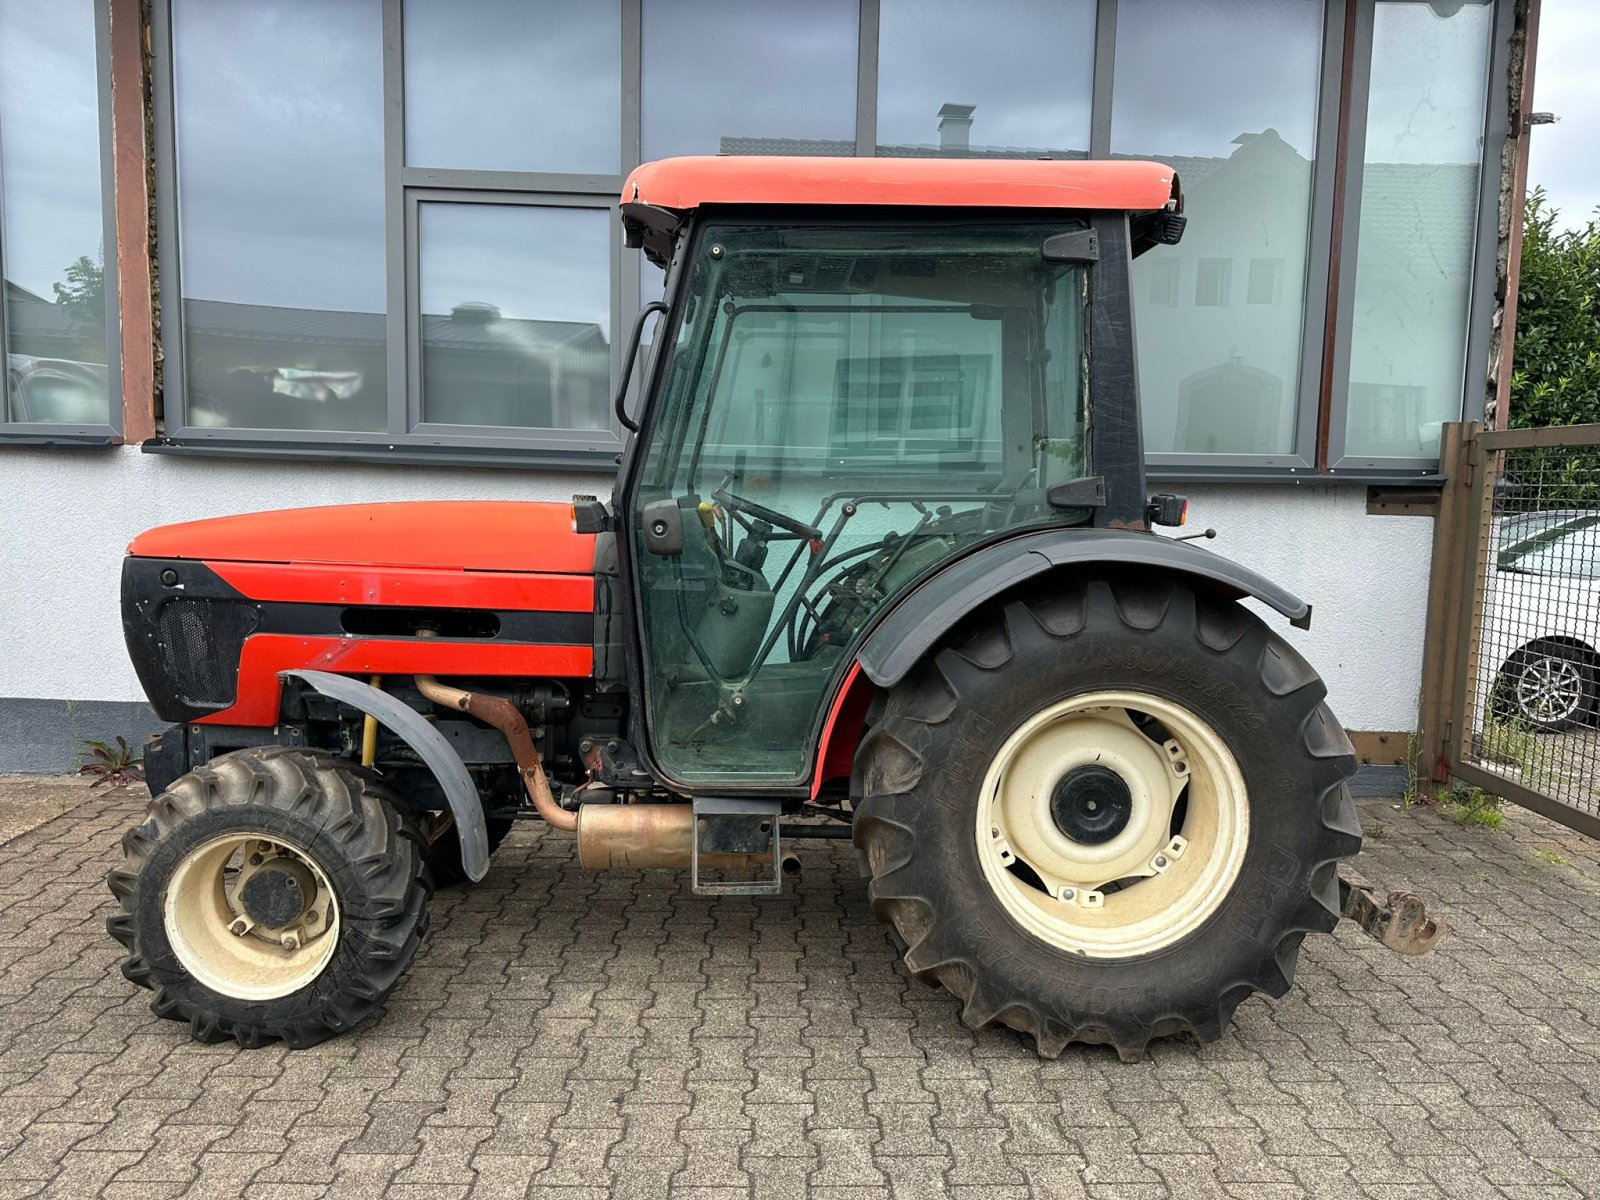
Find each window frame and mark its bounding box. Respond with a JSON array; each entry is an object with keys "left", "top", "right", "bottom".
[
  {"left": 140, "top": 0, "right": 1514, "bottom": 481},
  {"left": 0, "top": 0, "right": 122, "bottom": 446}
]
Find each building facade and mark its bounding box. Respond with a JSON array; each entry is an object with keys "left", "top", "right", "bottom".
[{"left": 0, "top": 0, "right": 1537, "bottom": 771}]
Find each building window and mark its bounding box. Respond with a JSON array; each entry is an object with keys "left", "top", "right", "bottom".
[
  {"left": 1113, "top": 0, "right": 1324, "bottom": 461},
  {"left": 876, "top": 0, "right": 1095, "bottom": 158},
  {"left": 643, "top": 0, "right": 859, "bottom": 159},
  {"left": 403, "top": 0, "right": 621, "bottom": 175},
  {"left": 416, "top": 200, "right": 612, "bottom": 431},
  {"left": 170, "top": 0, "right": 388, "bottom": 433},
  {"left": 0, "top": 0, "right": 117, "bottom": 436},
  {"left": 1342, "top": 0, "right": 1494, "bottom": 463},
  {"left": 1148, "top": 260, "right": 1180, "bottom": 307},
  {"left": 1195, "top": 259, "right": 1233, "bottom": 308},
  {"left": 1247, "top": 258, "right": 1284, "bottom": 306}
]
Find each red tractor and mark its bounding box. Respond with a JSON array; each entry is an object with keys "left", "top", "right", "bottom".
[{"left": 109, "top": 156, "right": 1432, "bottom": 1060}]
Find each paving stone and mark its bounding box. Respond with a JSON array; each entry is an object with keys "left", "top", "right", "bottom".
[{"left": 1, "top": 786, "right": 1597, "bottom": 1198}]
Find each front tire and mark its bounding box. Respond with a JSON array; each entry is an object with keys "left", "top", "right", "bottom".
[
  {"left": 107, "top": 747, "right": 431, "bottom": 1048},
  {"left": 852, "top": 575, "right": 1360, "bottom": 1061}
]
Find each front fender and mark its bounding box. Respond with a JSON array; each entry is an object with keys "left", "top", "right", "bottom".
[
  {"left": 854, "top": 528, "right": 1311, "bottom": 688},
  {"left": 282, "top": 669, "right": 489, "bottom": 882}
]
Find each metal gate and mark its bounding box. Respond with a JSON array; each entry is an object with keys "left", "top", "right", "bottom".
[{"left": 1421, "top": 421, "right": 1600, "bottom": 839}]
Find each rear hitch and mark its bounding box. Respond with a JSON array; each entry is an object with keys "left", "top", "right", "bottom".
[{"left": 1338, "top": 869, "right": 1443, "bottom": 956}]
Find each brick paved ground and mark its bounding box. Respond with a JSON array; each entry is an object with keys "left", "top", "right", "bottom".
[{"left": 0, "top": 781, "right": 1597, "bottom": 1199}]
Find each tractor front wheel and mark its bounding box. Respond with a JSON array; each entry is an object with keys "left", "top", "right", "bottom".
[
  {"left": 852, "top": 575, "right": 1360, "bottom": 1060},
  {"left": 107, "top": 747, "right": 431, "bottom": 1048}
]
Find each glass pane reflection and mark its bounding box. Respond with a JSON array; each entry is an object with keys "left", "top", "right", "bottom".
[
  {"left": 1345, "top": 0, "right": 1493, "bottom": 461},
  {"left": 419, "top": 203, "right": 611, "bottom": 432},
  {"left": 643, "top": 0, "right": 858, "bottom": 159},
  {"left": 0, "top": 0, "right": 110, "bottom": 425},
  {"left": 404, "top": 0, "right": 621, "bottom": 174},
  {"left": 877, "top": 0, "right": 1094, "bottom": 159},
  {"left": 1113, "top": 0, "right": 1324, "bottom": 457},
  {"left": 172, "top": 0, "right": 388, "bottom": 432}
]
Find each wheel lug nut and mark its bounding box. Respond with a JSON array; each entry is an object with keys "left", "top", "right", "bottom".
[{"left": 249, "top": 853, "right": 264, "bottom": 866}]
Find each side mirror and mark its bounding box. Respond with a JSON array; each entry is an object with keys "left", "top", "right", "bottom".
[{"left": 642, "top": 498, "right": 684, "bottom": 556}]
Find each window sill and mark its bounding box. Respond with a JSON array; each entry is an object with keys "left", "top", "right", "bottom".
[
  {"left": 141, "top": 436, "right": 623, "bottom": 472},
  {"left": 0, "top": 428, "right": 121, "bottom": 448}
]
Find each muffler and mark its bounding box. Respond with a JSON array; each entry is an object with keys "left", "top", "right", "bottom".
[{"left": 576, "top": 803, "right": 789, "bottom": 872}]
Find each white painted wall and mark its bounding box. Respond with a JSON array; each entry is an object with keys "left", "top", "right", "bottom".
[
  {"left": 0, "top": 447, "right": 612, "bottom": 705},
  {"left": 0, "top": 447, "right": 1431, "bottom": 731},
  {"left": 1173, "top": 483, "right": 1432, "bottom": 732}
]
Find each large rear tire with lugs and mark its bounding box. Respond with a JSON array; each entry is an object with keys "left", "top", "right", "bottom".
[
  {"left": 852, "top": 574, "right": 1360, "bottom": 1061},
  {"left": 107, "top": 747, "right": 431, "bottom": 1049}
]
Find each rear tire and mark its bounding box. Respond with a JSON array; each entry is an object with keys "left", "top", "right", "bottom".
[
  {"left": 107, "top": 747, "right": 431, "bottom": 1049},
  {"left": 852, "top": 575, "right": 1360, "bottom": 1061}
]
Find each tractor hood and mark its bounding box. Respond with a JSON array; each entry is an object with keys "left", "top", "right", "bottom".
[{"left": 126, "top": 500, "right": 596, "bottom": 574}]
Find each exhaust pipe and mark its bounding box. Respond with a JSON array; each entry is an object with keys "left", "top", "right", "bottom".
[
  {"left": 414, "top": 672, "right": 577, "bottom": 832},
  {"left": 415, "top": 652, "right": 779, "bottom": 874}
]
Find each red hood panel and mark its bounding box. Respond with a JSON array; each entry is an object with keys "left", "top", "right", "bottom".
[{"left": 127, "top": 501, "right": 596, "bottom": 574}]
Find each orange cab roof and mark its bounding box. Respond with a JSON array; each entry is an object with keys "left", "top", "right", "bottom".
[{"left": 622, "top": 156, "right": 1180, "bottom": 216}]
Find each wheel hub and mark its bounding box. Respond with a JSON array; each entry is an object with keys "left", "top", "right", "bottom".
[
  {"left": 1050, "top": 765, "right": 1132, "bottom": 844},
  {"left": 239, "top": 859, "right": 317, "bottom": 929}
]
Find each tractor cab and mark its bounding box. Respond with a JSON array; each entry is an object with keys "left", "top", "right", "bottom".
[{"left": 613, "top": 157, "right": 1186, "bottom": 786}]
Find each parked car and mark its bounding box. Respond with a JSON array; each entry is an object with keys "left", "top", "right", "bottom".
[{"left": 1481, "top": 510, "right": 1600, "bottom": 731}]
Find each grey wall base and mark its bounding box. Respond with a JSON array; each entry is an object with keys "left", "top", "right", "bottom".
[
  {"left": 0, "top": 698, "right": 165, "bottom": 774},
  {"left": 1348, "top": 765, "right": 1409, "bottom": 799}
]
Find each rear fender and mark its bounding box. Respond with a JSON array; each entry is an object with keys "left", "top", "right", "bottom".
[
  {"left": 282, "top": 669, "right": 489, "bottom": 882},
  {"left": 854, "top": 528, "right": 1312, "bottom": 689}
]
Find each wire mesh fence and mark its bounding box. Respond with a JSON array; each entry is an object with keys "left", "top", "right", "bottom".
[{"left": 1457, "top": 427, "right": 1600, "bottom": 836}]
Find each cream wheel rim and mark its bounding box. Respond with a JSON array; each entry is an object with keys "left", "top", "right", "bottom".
[
  {"left": 163, "top": 833, "right": 341, "bottom": 1001},
  {"left": 975, "top": 690, "right": 1249, "bottom": 959}
]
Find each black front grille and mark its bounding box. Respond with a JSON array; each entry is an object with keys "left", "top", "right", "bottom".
[{"left": 153, "top": 598, "right": 259, "bottom": 708}]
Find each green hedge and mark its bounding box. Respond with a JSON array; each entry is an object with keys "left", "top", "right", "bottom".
[{"left": 1511, "top": 189, "right": 1600, "bottom": 429}]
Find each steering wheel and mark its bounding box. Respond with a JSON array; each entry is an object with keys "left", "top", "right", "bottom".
[{"left": 712, "top": 487, "right": 824, "bottom": 542}]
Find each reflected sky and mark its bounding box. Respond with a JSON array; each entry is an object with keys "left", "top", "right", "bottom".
[
  {"left": 1112, "top": 0, "right": 1323, "bottom": 159},
  {"left": 172, "top": 0, "right": 386, "bottom": 312},
  {"left": 405, "top": 0, "right": 621, "bottom": 174},
  {"left": 643, "top": 0, "right": 858, "bottom": 159},
  {"left": 877, "top": 0, "right": 1094, "bottom": 153},
  {"left": 0, "top": 0, "right": 104, "bottom": 298},
  {"left": 418, "top": 203, "right": 611, "bottom": 337}
]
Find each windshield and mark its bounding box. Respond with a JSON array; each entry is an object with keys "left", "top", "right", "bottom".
[
  {"left": 1499, "top": 514, "right": 1600, "bottom": 579},
  {"left": 633, "top": 219, "right": 1092, "bottom": 785}
]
